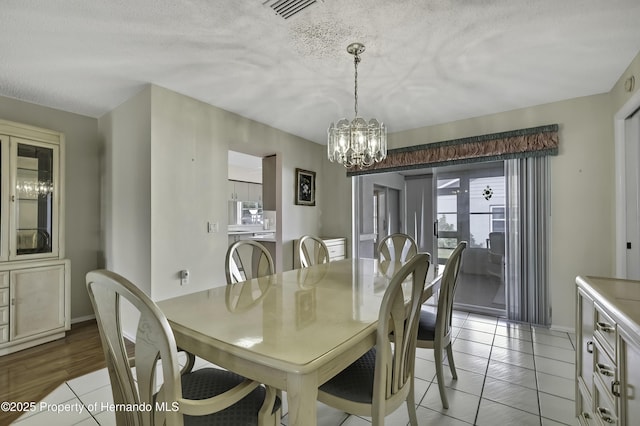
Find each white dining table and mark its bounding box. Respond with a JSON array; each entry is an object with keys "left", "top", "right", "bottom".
[{"left": 157, "top": 257, "right": 440, "bottom": 426}]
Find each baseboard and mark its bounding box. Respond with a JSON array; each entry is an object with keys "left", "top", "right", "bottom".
[
  {"left": 71, "top": 314, "right": 96, "bottom": 324},
  {"left": 550, "top": 324, "right": 576, "bottom": 334}
]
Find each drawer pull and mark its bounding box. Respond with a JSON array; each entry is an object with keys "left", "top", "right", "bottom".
[
  {"left": 586, "top": 340, "right": 593, "bottom": 354},
  {"left": 596, "top": 362, "right": 615, "bottom": 377},
  {"left": 596, "top": 321, "right": 615, "bottom": 333},
  {"left": 611, "top": 380, "right": 621, "bottom": 397},
  {"left": 597, "top": 407, "right": 617, "bottom": 423}
]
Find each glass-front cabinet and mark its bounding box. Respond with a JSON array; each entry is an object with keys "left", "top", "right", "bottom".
[
  {"left": 10, "top": 139, "right": 59, "bottom": 260},
  {"left": 0, "top": 119, "right": 69, "bottom": 356}
]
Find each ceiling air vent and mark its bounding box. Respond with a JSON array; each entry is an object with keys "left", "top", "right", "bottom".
[{"left": 262, "top": 0, "right": 322, "bottom": 19}]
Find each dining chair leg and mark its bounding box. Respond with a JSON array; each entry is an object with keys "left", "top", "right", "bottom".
[
  {"left": 258, "top": 386, "right": 280, "bottom": 426},
  {"left": 406, "top": 378, "right": 418, "bottom": 426},
  {"left": 434, "top": 348, "right": 450, "bottom": 409},
  {"left": 446, "top": 343, "right": 458, "bottom": 380}
]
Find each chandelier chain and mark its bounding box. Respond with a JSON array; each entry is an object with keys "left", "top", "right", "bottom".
[{"left": 353, "top": 53, "right": 360, "bottom": 117}]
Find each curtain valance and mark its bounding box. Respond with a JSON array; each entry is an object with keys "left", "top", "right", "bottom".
[{"left": 347, "top": 124, "right": 558, "bottom": 176}]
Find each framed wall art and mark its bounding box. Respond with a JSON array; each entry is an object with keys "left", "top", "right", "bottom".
[{"left": 295, "top": 168, "right": 316, "bottom": 206}]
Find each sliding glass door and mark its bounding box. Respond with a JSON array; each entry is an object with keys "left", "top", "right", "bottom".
[{"left": 434, "top": 162, "right": 506, "bottom": 316}]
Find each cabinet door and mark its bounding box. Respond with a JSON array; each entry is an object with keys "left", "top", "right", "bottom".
[
  {"left": 619, "top": 328, "right": 640, "bottom": 425},
  {"left": 229, "top": 180, "right": 237, "bottom": 200},
  {"left": 0, "top": 135, "right": 9, "bottom": 261},
  {"left": 234, "top": 181, "right": 249, "bottom": 201},
  {"left": 10, "top": 265, "right": 65, "bottom": 341},
  {"left": 9, "top": 138, "right": 59, "bottom": 260},
  {"left": 577, "top": 287, "right": 595, "bottom": 416},
  {"left": 248, "top": 183, "right": 262, "bottom": 202}
]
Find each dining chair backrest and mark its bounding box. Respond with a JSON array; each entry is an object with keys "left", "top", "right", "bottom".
[
  {"left": 435, "top": 241, "right": 467, "bottom": 345},
  {"left": 373, "top": 252, "right": 430, "bottom": 421},
  {"left": 298, "top": 235, "right": 329, "bottom": 267},
  {"left": 377, "top": 233, "right": 418, "bottom": 263},
  {"left": 225, "top": 240, "right": 275, "bottom": 284},
  {"left": 225, "top": 275, "right": 273, "bottom": 312},
  {"left": 415, "top": 241, "right": 466, "bottom": 409},
  {"left": 317, "top": 253, "right": 430, "bottom": 426},
  {"left": 86, "top": 270, "right": 190, "bottom": 425}
]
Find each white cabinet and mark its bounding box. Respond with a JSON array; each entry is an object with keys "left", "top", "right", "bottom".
[
  {"left": 229, "top": 180, "right": 249, "bottom": 201},
  {"left": 0, "top": 119, "right": 69, "bottom": 356},
  {"left": 227, "top": 180, "right": 262, "bottom": 202},
  {"left": 576, "top": 276, "right": 640, "bottom": 426},
  {"left": 293, "top": 237, "right": 347, "bottom": 268},
  {"left": 248, "top": 183, "right": 262, "bottom": 202},
  {"left": 229, "top": 180, "right": 262, "bottom": 202},
  {"left": 576, "top": 287, "right": 595, "bottom": 423},
  {"left": 323, "top": 237, "right": 347, "bottom": 262}
]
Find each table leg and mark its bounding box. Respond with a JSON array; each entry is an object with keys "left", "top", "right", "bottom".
[{"left": 286, "top": 372, "right": 318, "bottom": 426}]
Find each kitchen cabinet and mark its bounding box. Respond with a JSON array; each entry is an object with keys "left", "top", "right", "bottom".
[
  {"left": 575, "top": 276, "right": 640, "bottom": 425},
  {"left": 0, "top": 119, "right": 69, "bottom": 356},
  {"left": 229, "top": 180, "right": 249, "bottom": 201},
  {"left": 229, "top": 180, "right": 262, "bottom": 203},
  {"left": 248, "top": 183, "right": 262, "bottom": 202}
]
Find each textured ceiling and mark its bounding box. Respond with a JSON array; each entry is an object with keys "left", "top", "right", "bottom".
[{"left": 1, "top": 0, "right": 640, "bottom": 144}]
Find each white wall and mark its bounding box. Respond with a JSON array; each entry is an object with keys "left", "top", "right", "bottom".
[
  {"left": 98, "top": 87, "right": 152, "bottom": 296},
  {"left": 0, "top": 95, "right": 101, "bottom": 320},
  {"left": 99, "top": 85, "right": 326, "bottom": 303}
]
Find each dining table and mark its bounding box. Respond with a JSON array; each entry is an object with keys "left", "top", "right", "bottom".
[{"left": 157, "top": 257, "right": 441, "bottom": 426}]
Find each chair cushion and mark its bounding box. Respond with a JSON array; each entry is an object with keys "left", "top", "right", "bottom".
[
  {"left": 417, "top": 308, "right": 437, "bottom": 341},
  {"left": 182, "top": 368, "right": 280, "bottom": 426},
  {"left": 318, "top": 348, "right": 376, "bottom": 404}
]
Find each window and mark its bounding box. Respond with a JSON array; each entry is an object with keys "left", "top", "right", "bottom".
[{"left": 491, "top": 205, "right": 505, "bottom": 232}]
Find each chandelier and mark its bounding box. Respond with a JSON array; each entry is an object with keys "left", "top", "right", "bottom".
[{"left": 327, "top": 43, "right": 387, "bottom": 169}]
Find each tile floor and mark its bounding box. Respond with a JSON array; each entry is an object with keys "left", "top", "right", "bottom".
[{"left": 13, "top": 310, "right": 578, "bottom": 425}]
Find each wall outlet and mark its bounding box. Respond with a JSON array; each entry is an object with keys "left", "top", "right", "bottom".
[
  {"left": 180, "top": 269, "right": 189, "bottom": 285},
  {"left": 207, "top": 221, "right": 219, "bottom": 233}
]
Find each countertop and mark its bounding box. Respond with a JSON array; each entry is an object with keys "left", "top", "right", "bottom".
[
  {"left": 576, "top": 275, "right": 640, "bottom": 340},
  {"left": 228, "top": 226, "right": 276, "bottom": 242}
]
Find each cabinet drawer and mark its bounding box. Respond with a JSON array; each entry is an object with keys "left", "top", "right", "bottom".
[
  {"left": 328, "top": 245, "right": 345, "bottom": 258},
  {"left": 0, "top": 288, "right": 8, "bottom": 306},
  {"left": 0, "top": 324, "right": 7, "bottom": 343},
  {"left": 595, "top": 303, "right": 617, "bottom": 358},
  {"left": 0, "top": 306, "right": 7, "bottom": 325},
  {"left": 593, "top": 379, "right": 618, "bottom": 425},
  {"left": 593, "top": 340, "right": 617, "bottom": 401}
]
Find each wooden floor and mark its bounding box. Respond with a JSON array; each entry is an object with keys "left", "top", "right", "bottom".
[{"left": 0, "top": 321, "right": 107, "bottom": 425}]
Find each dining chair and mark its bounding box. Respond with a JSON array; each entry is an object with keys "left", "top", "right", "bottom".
[
  {"left": 317, "top": 253, "right": 430, "bottom": 426},
  {"left": 86, "top": 269, "right": 280, "bottom": 426},
  {"left": 225, "top": 240, "right": 275, "bottom": 284},
  {"left": 377, "top": 232, "right": 418, "bottom": 263},
  {"left": 298, "top": 235, "right": 329, "bottom": 267},
  {"left": 416, "top": 241, "right": 467, "bottom": 409}
]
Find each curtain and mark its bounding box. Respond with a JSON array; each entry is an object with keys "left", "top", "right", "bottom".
[
  {"left": 348, "top": 124, "right": 558, "bottom": 177},
  {"left": 505, "top": 157, "right": 550, "bottom": 325}
]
